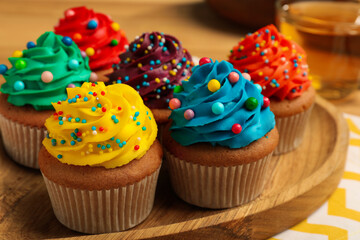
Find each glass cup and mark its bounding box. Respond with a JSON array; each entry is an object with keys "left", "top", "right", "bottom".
[{"left": 276, "top": 0, "right": 360, "bottom": 99}]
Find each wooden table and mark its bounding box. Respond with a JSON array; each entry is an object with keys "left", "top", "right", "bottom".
[{"left": 0, "top": 1, "right": 356, "bottom": 239}]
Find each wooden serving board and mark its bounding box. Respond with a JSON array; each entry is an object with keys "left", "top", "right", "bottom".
[{"left": 0, "top": 96, "right": 348, "bottom": 240}]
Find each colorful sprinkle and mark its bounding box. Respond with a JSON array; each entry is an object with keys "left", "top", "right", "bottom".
[
  {"left": 245, "top": 97, "right": 258, "bottom": 110},
  {"left": 41, "top": 71, "right": 53, "bottom": 83},
  {"left": 87, "top": 20, "right": 98, "bottom": 29},
  {"left": 184, "top": 109, "right": 195, "bottom": 120},
  {"left": 231, "top": 124, "right": 242, "bottom": 134},
  {"left": 14, "top": 81, "right": 25, "bottom": 91},
  {"left": 208, "top": 79, "right": 221, "bottom": 92},
  {"left": 169, "top": 98, "right": 181, "bottom": 110},
  {"left": 15, "top": 59, "right": 27, "bottom": 70},
  {"left": 262, "top": 97, "right": 270, "bottom": 109},
  {"left": 212, "top": 102, "right": 224, "bottom": 115},
  {"left": 62, "top": 36, "right": 73, "bottom": 46},
  {"left": 12, "top": 50, "right": 23, "bottom": 58},
  {"left": 199, "top": 57, "right": 211, "bottom": 66},
  {"left": 228, "top": 72, "right": 239, "bottom": 83}
]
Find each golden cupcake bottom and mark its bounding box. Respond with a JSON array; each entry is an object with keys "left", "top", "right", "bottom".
[
  {"left": 163, "top": 125, "right": 279, "bottom": 209},
  {"left": 270, "top": 86, "right": 316, "bottom": 155},
  {"left": 0, "top": 93, "right": 53, "bottom": 169},
  {"left": 39, "top": 140, "right": 163, "bottom": 233}
]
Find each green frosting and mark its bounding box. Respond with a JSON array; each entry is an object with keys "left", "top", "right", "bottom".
[{"left": 1, "top": 31, "right": 91, "bottom": 110}]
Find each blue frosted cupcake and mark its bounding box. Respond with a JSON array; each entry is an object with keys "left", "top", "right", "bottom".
[{"left": 162, "top": 57, "right": 279, "bottom": 209}]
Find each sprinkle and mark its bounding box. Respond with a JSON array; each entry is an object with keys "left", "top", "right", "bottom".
[
  {"left": 231, "top": 124, "right": 242, "bottom": 134},
  {"left": 57, "top": 154, "right": 62, "bottom": 159},
  {"left": 134, "top": 145, "right": 140, "bottom": 150},
  {"left": 91, "top": 107, "right": 96, "bottom": 112},
  {"left": 169, "top": 98, "right": 181, "bottom": 110},
  {"left": 142, "top": 126, "right": 146, "bottom": 131},
  {"left": 59, "top": 121, "right": 64, "bottom": 125},
  {"left": 184, "top": 109, "right": 195, "bottom": 120},
  {"left": 70, "top": 140, "right": 76, "bottom": 145},
  {"left": 92, "top": 131, "right": 97, "bottom": 135},
  {"left": 208, "top": 79, "right": 221, "bottom": 92},
  {"left": 245, "top": 97, "right": 258, "bottom": 110}
]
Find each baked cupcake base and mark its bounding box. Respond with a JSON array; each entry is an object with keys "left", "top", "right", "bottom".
[
  {"left": 0, "top": 93, "right": 53, "bottom": 169},
  {"left": 270, "top": 86, "right": 316, "bottom": 155},
  {"left": 163, "top": 126, "right": 279, "bottom": 209},
  {"left": 39, "top": 140, "right": 162, "bottom": 234}
]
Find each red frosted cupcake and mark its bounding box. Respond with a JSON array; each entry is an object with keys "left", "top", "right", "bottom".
[
  {"left": 229, "top": 24, "right": 315, "bottom": 154},
  {"left": 55, "top": 6, "right": 128, "bottom": 81}
]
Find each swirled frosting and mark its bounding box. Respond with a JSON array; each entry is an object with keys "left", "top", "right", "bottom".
[
  {"left": 0, "top": 31, "right": 91, "bottom": 110},
  {"left": 108, "top": 32, "right": 193, "bottom": 109},
  {"left": 169, "top": 59, "right": 275, "bottom": 149},
  {"left": 42, "top": 82, "right": 157, "bottom": 169},
  {"left": 55, "top": 6, "right": 128, "bottom": 71},
  {"left": 228, "top": 24, "right": 311, "bottom": 101}
]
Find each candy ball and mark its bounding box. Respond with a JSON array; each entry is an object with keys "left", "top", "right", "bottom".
[
  {"left": 231, "top": 123, "right": 242, "bottom": 134},
  {"left": 87, "top": 20, "right": 98, "bottom": 29},
  {"left": 0, "top": 64, "right": 8, "bottom": 74},
  {"left": 27, "top": 41, "right": 36, "bottom": 49},
  {"left": 174, "top": 85, "right": 184, "bottom": 93},
  {"left": 73, "top": 33, "right": 82, "bottom": 41},
  {"left": 14, "top": 80, "right": 25, "bottom": 91},
  {"left": 111, "top": 22, "right": 120, "bottom": 31},
  {"left": 184, "top": 109, "right": 195, "bottom": 120},
  {"left": 110, "top": 39, "right": 119, "bottom": 46},
  {"left": 254, "top": 84, "right": 262, "bottom": 92},
  {"left": 41, "top": 71, "right": 53, "bottom": 83},
  {"left": 12, "top": 50, "right": 23, "bottom": 58},
  {"left": 68, "top": 59, "right": 79, "bottom": 70},
  {"left": 65, "top": 9, "right": 75, "bottom": 18},
  {"left": 199, "top": 57, "right": 211, "bottom": 66},
  {"left": 228, "top": 72, "right": 239, "bottom": 83},
  {"left": 242, "top": 72, "right": 251, "bottom": 81},
  {"left": 169, "top": 98, "right": 181, "bottom": 110},
  {"left": 62, "top": 36, "right": 73, "bottom": 46},
  {"left": 67, "top": 83, "right": 76, "bottom": 88},
  {"left": 89, "top": 72, "right": 98, "bottom": 82},
  {"left": 85, "top": 47, "right": 95, "bottom": 57},
  {"left": 208, "top": 79, "right": 221, "bottom": 92},
  {"left": 245, "top": 97, "right": 258, "bottom": 110},
  {"left": 15, "top": 60, "right": 26, "bottom": 70},
  {"left": 212, "top": 102, "right": 224, "bottom": 115},
  {"left": 80, "top": 51, "right": 87, "bottom": 58},
  {"left": 262, "top": 97, "right": 270, "bottom": 109}
]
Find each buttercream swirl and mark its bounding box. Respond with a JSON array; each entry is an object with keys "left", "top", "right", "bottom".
[
  {"left": 42, "top": 82, "right": 157, "bottom": 169},
  {"left": 228, "top": 24, "right": 311, "bottom": 101},
  {"left": 55, "top": 6, "right": 128, "bottom": 71},
  {"left": 108, "top": 32, "right": 193, "bottom": 109},
  {"left": 0, "top": 31, "right": 91, "bottom": 110},
  {"left": 169, "top": 59, "right": 275, "bottom": 149}
]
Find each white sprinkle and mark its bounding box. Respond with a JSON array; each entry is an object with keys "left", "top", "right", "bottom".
[
  {"left": 156, "top": 95, "right": 160, "bottom": 99},
  {"left": 137, "top": 137, "right": 141, "bottom": 141},
  {"left": 96, "top": 97, "right": 99, "bottom": 101},
  {"left": 161, "top": 38, "right": 166, "bottom": 43},
  {"left": 135, "top": 36, "right": 139, "bottom": 40},
  {"left": 124, "top": 45, "right": 129, "bottom": 50},
  {"left": 62, "top": 117, "right": 67, "bottom": 121},
  {"left": 173, "top": 69, "right": 178, "bottom": 73},
  {"left": 92, "top": 131, "right": 97, "bottom": 135},
  {"left": 132, "top": 106, "right": 135, "bottom": 109},
  {"left": 147, "top": 45, "right": 152, "bottom": 50},
  {"left": 130, "top": 115, "right": 133, "bottom": 119},
  {"left": 176, "top": 65, "right": 181, "bottom": 69}
]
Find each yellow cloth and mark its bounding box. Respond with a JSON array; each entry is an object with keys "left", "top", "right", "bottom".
[{"left": 270, "top": 113, "right": 360, "bottom": 240}]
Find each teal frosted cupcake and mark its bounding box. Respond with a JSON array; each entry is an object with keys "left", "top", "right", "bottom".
[
  {"left": 0, "top": 31, "right": 91, "bottom": 168},
  {"left": 163, "top": 58, "right": 279, "bottom": 208}
]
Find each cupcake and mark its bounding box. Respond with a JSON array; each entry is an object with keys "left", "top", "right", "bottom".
[
  {"left": 0, "top": 31, "right": 91, "bottom": 169},
  {"left": 107, "top": 32, "right": 193, "bottom": 123},
  {"left": 39, "top": 82, "right": 162, "bottom": 233},
  {"left": 54, "top": 6, "right": 129, "bottom": 82},
  {"left": 162, "top": 58, "right": 278, "bottom": 209},
  {"left": 229, "top": 24, "right": 315, "bottom": 154}
]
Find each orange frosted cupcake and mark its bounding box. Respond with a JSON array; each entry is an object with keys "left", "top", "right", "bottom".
[
  {"left": 229, "top": 24, "right": 315, "bottom": 154},
  {"left": 39, "top": 82, "right": 162, "bottom": 233}
]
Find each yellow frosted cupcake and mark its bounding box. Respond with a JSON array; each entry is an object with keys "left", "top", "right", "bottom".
[{"left": 39, "top": 82, "right": 162, "bottom": 233}]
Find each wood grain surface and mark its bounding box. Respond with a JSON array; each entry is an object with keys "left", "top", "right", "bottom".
[
  {"left": 0, "top": 96, "right": 348, "bottom": 239},
  {"left": 0, "top": 1, "right": 354, "bottom": 239}
]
